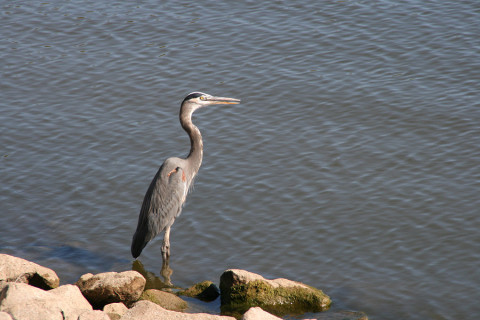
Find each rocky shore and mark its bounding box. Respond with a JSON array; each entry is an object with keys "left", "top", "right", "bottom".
[{"left": 0, "top": 254, "right": 368, "bottom": 320}]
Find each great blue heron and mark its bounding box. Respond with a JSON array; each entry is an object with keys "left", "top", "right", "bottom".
[{"left": 131, "top": 92, "right": 241, "bottom": 261}]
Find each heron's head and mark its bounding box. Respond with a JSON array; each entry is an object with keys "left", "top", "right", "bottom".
[{"left": 182, "top": 92, "right": 241, "bottom": 111}]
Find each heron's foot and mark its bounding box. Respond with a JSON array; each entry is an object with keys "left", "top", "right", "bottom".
[{"left": 161, "top": 243, "right": 170, "bottom": 261}]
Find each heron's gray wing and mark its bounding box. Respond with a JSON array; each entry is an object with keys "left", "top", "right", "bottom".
[{"left": 131, "top": 159, "right": 187, "bottom": 258}]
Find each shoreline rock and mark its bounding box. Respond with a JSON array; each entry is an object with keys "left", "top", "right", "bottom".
[
  {"left": 242, "top": 307, "right": 282, "bottom": 320},
  {"left": 139, "top": 289, "right": 188, "bottom": 311},
  {"left": 220, "top": 269, "right": 331, "bottom": 316},
  {"left": 177, "top": 280, "right": 220, "bottom": 302},
  {"left": 121, "top": 300, "right": 234, "bottom": 320},
  {"left": 0, "top": 254, "right": 367, "bottom": 320},
  {"left": 76, "top": 271, "right": 146, "bottom": 309},
  {"left": 0, "top": 282, "right": 92, "bottom": 320},
  {"left": 0, "top": 254, "right": 59, "bottom": 290},
  {"left": 103, "top": 303, "right": 128, "bottom": 320}
]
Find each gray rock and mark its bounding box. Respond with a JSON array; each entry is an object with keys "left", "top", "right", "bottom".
[
  {"left": 120, "top": 300, "right": 236, "bottom": 320},
  {"left": 0, "top": 283, "right": 92, "bottom": 320},
  {"left": 77, "top": 310, "right": 111, "bottom": 320},
  {"left": 103, "top": 303, "right": 128, "bottom": 320},
  {"left": 76, "top": 271, "right": 145, "bottom": 309},
  {"left": 139, "top": 289, "right": 188, "bottom": 311},
  {"left": 220, "top": 269, "right": 331, "bottom": 315},
  {"left": 242, "top": 307, "right": 281, "bottom": 320},
  {"left": 0, "top": 254, "right": 59, "bottom": 290}
]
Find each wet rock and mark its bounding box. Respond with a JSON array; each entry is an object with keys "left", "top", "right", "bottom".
[
  {"left": 132, "top": 260, "right": 173, "bottom": 290},
  {"left": 77, "top": 310, "right": 111, "bottom": 320},
  {"left": 76, "top": 271, "right": 145, "bottom": 309},
  {"left": 178, "top": 281, "right": 220, "bottom": 302},
  {"left": 0, "top": 254, "right": 59, "bottom": 290},
  {"left": 220, "top": 269, "right": 331, "bottom": 316},
  {"left": 139, "top": 289, "right": 188, "bottom": 311},
  {"left": 103, "top": 303, "right": 128, "bottom": 320},
  {"left": 0, "top": 283, "right": 92, "bottom": 320},
  {"left": 121, "top": 300, "right": 236, "bottom": 320},
  {"left": 242, "top": 307, "right": 281, "bottom": 320}
]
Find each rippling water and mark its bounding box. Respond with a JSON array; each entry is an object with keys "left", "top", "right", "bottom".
[{"left": 1, "top": 1, "right": 479, "bottom": 319}]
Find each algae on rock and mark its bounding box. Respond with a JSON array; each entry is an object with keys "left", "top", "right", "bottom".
[
  {"left": 177, "top": 281, "right": 220, "bottom": 302},
  {"left": 139, "top": 289, "right": 188, "bottom": 312},
  {"left": 220, "top": 269, "right": 331, "bottom": 316}
]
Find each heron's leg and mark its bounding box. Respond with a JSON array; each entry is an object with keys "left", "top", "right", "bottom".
[{"left": 161, "top": 226, "right": 171, "bottom": 261}]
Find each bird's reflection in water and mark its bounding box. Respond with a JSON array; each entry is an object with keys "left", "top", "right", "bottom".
[{"left": 132, "top": 259, "right": 176, "bottom": 289}]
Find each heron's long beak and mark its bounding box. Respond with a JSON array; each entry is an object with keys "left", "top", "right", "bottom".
[{"left": 207, "top": 96, "right": 241, "bottom": 105}]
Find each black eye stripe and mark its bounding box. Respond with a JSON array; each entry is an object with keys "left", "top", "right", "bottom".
[{"left": 184, "top": 92, "right": 204, "bottom": 101}]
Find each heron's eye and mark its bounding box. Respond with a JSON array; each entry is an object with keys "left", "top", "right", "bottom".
[{"left": 200, "top": 96, "right": 206, "bottom": 101}]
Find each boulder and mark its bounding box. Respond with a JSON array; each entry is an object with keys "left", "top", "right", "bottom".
[
  {"left": 0, "top": 312, "right": 13, "bottom": 320},
  {"left": 177, "top": 281, "right": 220, "bottom": 302},
  {"left": 220, "top": 269, "right": 331, "bottom": 316},
  {"left": 0, "top": 254, "right": 59, "bottom": 290},
  {"left": 103, "top": 303, "right": 128, "bottom": 320},
  {"left": 120, "top": 300, "right": 236, "bottom": 320},
  {"left": 242, "top": 307, "right": 281, "bottom": 320},
  {"left": 139, "top": 289, "right": 187, "bottom": 311},
  {"left": 77, "top": 310, "right": 111, "bottom": 320},
  {"left": 0, "top": 283, "right": 92, "bottom": 320},
  {"left": 76, "top": 271, "right": 145, "bottom": 309}
]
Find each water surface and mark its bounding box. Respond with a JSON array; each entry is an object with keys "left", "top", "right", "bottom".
[{"left": 1, "top": 1, "right": 479, "bottom": 319}]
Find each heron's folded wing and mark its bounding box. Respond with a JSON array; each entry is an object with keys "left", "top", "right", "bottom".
[
  {"left": 131, "top": 161, "right": 187, "bottom": 258},
  {"left": 141, "top": 163, "right": 187, "bottom": 238}
]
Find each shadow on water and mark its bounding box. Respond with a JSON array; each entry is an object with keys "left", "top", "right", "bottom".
[
  {"left": 22, "top": 241, "right": 129, "bottom": 271},
  {"left": 49, "top": 245, "right": 122, "bottom": 269},
  {"left": 3, "top": 241, "right": 132, "bottom": 284}
]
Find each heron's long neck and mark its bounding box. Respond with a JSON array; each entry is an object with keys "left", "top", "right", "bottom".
[{"left": 180, "top": 109, "right": 203, "bottom": 177}]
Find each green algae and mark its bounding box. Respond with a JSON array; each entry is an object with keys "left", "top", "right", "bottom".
[
  {"left": 139, "top": 289, "right": 188, "bottom": 312},
  {"left": 221, "top": 279, "right": 331, "bottom": 317},
  {"left": 176, "top": 280, "right": 220, "bottom": 302}
]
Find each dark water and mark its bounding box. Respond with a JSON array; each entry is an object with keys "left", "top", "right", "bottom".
[{"left": 1, "top": 1, "right": 479, "bottom": 319}]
